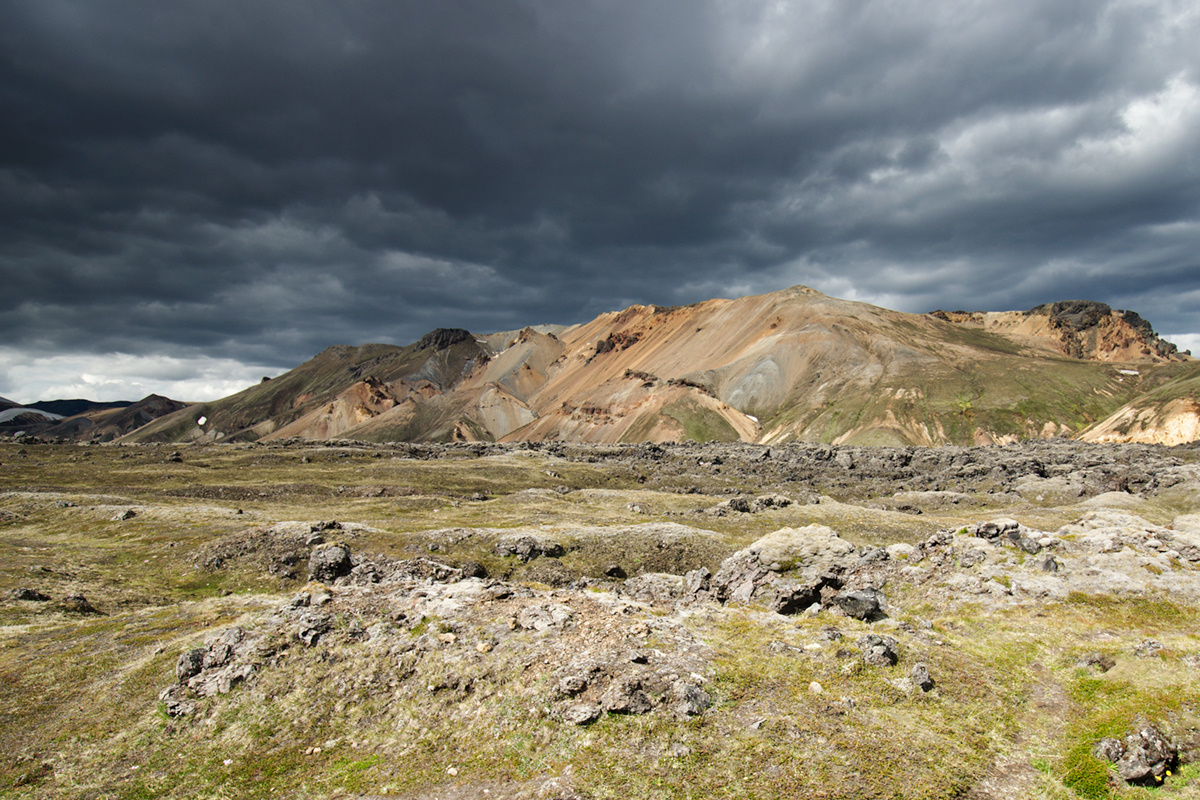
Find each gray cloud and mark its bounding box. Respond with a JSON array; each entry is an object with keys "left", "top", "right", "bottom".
[{"left": 2, "top": 0, "right": 1198, "bottom": 400}]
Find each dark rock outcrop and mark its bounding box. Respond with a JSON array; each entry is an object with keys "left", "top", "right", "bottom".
[
  {"left": 834, "top": 588, "right": 888, "bottom": 621},
  {"left": 415, "top": 328, "right": 473, "bottom": 351}
]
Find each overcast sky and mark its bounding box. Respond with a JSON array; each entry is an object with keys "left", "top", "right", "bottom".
[{"left": 2, "top": 0, "right": 1199, "bottom": 403}]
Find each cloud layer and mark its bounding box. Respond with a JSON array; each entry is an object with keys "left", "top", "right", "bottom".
[{"left": 2, "top": 1, "right": 1198, "bottom": 401}]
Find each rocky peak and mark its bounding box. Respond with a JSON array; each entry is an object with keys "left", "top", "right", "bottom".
[
  {"left": 415, "top": 328, "right": 474, "bottom": 351},
  {"left": 1028, "top": 300, "right": 1181, "bottom": 361}
]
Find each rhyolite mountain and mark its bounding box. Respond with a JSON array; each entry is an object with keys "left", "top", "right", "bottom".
[{"left": 124, "top": 286, "right": 1198, "bottom": 447}]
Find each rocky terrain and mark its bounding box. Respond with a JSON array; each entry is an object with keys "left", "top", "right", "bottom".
[
  {"left": 3, "top": 436, "right": 1200, "bottom": 798},
  {"left": 115, "top": 286, "right": 1198, "bottom": 449}
]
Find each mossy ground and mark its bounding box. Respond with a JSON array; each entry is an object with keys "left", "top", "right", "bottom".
[{"left": 3, "top": 441, "right": 1200, "bottom": 798}]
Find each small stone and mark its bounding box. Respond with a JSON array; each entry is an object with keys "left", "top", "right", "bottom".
[
  {"left": 1115, "top": 725, "right": 1176, "bottom": 785},
  {"left": 820, "top": 626, "right": 844, "bottom": 642},
  {"left": 1075, "top": 652, "right": 1115, "bottom": 673},
  {"left": 561, "top": 702, "right": 602, "bottom": 726},
  {"left": 494, "top": 534, "right": 565, "bottom": 562},
  {"left": 1134, "top": 640, "right": 1164, "bottom": 658},
  {"left": 296, "top": 612, "right": 332, "bottom": 646},
  {"left": 58, "top": 594, "right": 99, "bottom": 614},
  {"left": 834, "top": 588, "right": 887, "bottom": 621},
  {"left": 176, "top": 648, "right": 207, "bottom": 683},
  {"left": 517, "top": 603, "right": 573, "bottom": 631},
  {"left": 683, "top": 568, "right": 711, "bottom": 595},
  {"left": 671, "top": 679, "right": 710, "bottom": 717},
  {"left": 856, "top": 634, "right": 899, "bottom": 667},
  {"left": 460, "top": 561, "right": 488, "bottom": 579},
  {"left": 910, "top": 663, "right": 935, "bottom": 692},
  {"left": 557, "top": 675, "right": 588, "bottom": 696},
  {"left": 958, "top": 549, "right": 986, "bottom": 568},
  {"left": 809, "top": 681, "right": 823, "bottom": 694},
  {"left": 600, "top": 679, "right": 653, "bottom": 714}
]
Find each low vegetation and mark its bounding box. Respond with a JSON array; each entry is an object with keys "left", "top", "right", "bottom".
[{"left": 3, "top": 438, "right": 1200, "bottom": 798}]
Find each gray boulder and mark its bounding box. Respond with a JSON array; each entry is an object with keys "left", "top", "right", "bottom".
[
  {"left": 622, "top": 573, "right": 685, "bottom": 606},
  {"left": 561, "top": 702, "right": 602, "bottom": 726},
  {"left": 975, "top": 518, "right": 1019, "bottom": 541},
  {"left": 494, "top": 534, "right": 565, "bottom": 562},
  {"left": 671, "top": 679, "right": 711, "bottom": 717},
  {"left": 203, "top": 627, "right": 244, "bottom": 669},
  {"left": 308, "top": 542, "right": 352, "bottom": 582},
  {"left": 751, "top": 493, "right": 793, "bottom": 512},
  {"left": 517, "top": 603, "right": 574, "bottom": 631},
  {"left": 683, "top": 567, "right": 711, "bottom": 596},
  {"left": 556, "top": 674, "right": 588, "bottom": 697},
  {"left": 711, "top": 550, "right": 772, "bottom": 604},
  {"left": 741, "top": 525, "right": 858, "bottom": 580},
  {"left": 711, "top": 525, "right": 857, "bottom": 611},
  {"left": 1095, "top": 724, "right": 1177, "bottom": 785},
  {"left": 856, "top": 634, "right": 899, "bottom": 667},
  {"left": 296, "top": 611, "right": 333, "bottom": 646},
  {"left": 600, "top": 679, "right": 653, "bottom": 714},
  {"left": 910, "top": 663, "right": 935, "bottom": 691},
  {"left": 834, "top": 588, "right": 887, "bottom": 621},
  {"left": 176, "top": 648, "right": 207, "bottom": 683}
]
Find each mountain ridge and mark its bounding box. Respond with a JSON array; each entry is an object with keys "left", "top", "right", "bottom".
[{"left": 118, "top": 286, "right": 1198, "bottom": 447}]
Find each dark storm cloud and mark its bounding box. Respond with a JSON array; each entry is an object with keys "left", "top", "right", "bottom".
[{"left": 2, "top": 0, "right": 1199, "bottom": 399}]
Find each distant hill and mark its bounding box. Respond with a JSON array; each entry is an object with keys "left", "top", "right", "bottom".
[
  {"left": 38, "top": 395, "right": 189, "bottom": 442},
  {"left": 0, "top": 406, "right": 64, "bottom": 432},
  {"left": 123, "top": 286, "right": 1199, "bottom": 447},
  {"left": 28, "top": 399, "right": 131, "bottom": 417},
  {"left": 0, "top": 395, "right": 186, "bottom": 441}
]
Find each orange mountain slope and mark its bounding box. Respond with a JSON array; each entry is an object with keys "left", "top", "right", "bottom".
[{"left": 124, "top": 286, "right": 1197, "bottom": 446}]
